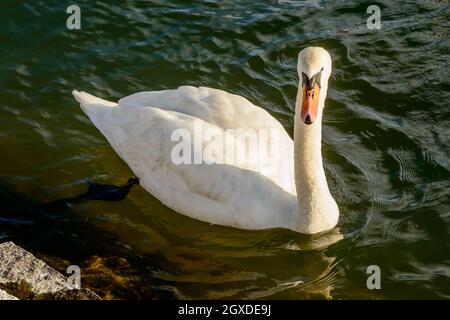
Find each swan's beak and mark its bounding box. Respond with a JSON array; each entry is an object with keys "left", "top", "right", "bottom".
[{"left": 301, "top": 82, "right": 320, "bottom": 125}]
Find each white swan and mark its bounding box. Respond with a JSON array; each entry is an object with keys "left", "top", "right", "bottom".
[{"left": 73, "top": 46, "right": 339, "bottom": 234}]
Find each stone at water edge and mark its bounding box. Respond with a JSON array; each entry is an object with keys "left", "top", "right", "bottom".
[
  {"left": 0, "top": 241, "right": 101, "bottom": 300},
  {"left": 0, "top": 288, "right": 18, "bottom": 300}
]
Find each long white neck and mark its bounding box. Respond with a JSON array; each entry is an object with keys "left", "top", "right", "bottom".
[{"left": 292, "top": 83, "right": 339, "bottom": 234}]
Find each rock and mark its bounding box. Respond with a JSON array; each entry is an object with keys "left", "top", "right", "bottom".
[
  {"left": 0, "top": 241, "right": 67, "bottom": 295},
  {"left": 0, "top": 241, "right": 101, "bottom": 300},
  {"left": 33, "top": 288, "right": 102, "bottom": 300},
  {"left": 0, "top": 288, "right": 18, "bottom": 300}
]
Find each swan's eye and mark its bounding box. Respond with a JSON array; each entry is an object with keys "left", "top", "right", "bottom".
[
  {"left": 302, "top": 70, "right": 322, "bottom": 90},
  {"left": 303, "top": 72, "right": 315, "bottom": 90},
  {"left": 302, "top": 72, "right": 309, "bottom": 88},
  {"left": 315, "top": 70, "right": 322, "bottom": 88}
]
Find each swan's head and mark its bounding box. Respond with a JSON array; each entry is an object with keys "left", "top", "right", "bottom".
[{"left": 297, "top": 47, "right": 332, "bottom": 125}]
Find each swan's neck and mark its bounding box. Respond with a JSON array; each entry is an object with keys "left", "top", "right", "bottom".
[{"left": 292, "top": 86, "right": 338, "bottom": 234}]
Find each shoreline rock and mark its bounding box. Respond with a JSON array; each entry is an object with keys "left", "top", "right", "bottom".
[
  {"left": 0, "top": 288, "right": 18, "bottom": 300},
  {"left": 0, "top": 241, "right": 101, "bottom": 300}
]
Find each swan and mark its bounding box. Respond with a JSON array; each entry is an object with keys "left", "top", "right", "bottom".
[{"left": 72, "top": 46, "right": 339, "bottom": 234}]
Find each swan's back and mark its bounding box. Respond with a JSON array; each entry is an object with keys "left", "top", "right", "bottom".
[
  {"left": 73, "top": 86, "right": 297, "bottom": 230},
  {"left": 119, "top": 86, "right": 282, "bottom": 130}
]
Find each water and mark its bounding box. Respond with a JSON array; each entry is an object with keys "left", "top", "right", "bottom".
[{"left": 1, "top": 0, "right": 449, "bottom": 299}]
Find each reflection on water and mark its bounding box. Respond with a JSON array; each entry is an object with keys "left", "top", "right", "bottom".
[{"left": 0, "top": 0, "right": 449, "bottom": 299}]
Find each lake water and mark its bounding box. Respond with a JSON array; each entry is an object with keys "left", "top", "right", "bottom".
[{"left": 0, "top": 0, "right": 449, "bottom": 299}]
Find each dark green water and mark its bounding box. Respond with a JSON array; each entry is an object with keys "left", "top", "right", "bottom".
[{"left": 1, "top": 0, "right": 449, "bottom": 299}]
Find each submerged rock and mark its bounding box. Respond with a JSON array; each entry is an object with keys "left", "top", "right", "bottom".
[{"left": 0, "top": 241, "right": 101, "bottom": 300}]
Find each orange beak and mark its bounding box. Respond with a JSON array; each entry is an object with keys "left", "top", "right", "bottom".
[{"left": 301, "top": 82, "right": 320, "bottom": 125}]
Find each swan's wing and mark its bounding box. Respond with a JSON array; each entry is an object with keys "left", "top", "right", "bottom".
[
  {"left": 118, "top": 86, "right": 296, "bottom": 193},
  {"left": 119, "top": 86, "right": 285, "bottom": 131},
  {"left": 73, "top": 90, "right": 297, "bottom": 229}
]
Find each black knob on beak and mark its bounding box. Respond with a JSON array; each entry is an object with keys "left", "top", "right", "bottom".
[{"left": 304, "top": 115, "right": 313, "bottom": 125}]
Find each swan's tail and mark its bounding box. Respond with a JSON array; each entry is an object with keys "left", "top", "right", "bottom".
[
  {"left": 73, "top": 90, "right": 117, "bottom": 110},
  {"left": 72, "top": 90, "right": 117, "bottom": 127}
]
